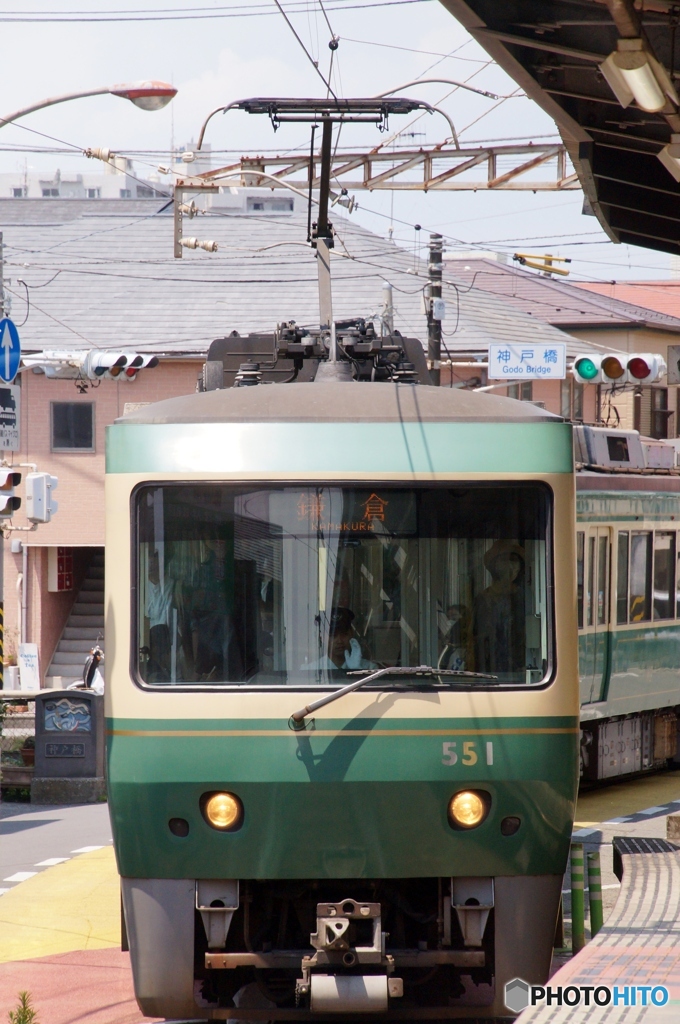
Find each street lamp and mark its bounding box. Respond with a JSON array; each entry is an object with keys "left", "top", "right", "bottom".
[{"left": 0, "top": 80, "right": 177, "bottom": 128}]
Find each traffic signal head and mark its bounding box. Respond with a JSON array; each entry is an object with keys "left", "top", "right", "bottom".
[
  {"left": 83, "top": 350, "right": 160, "bottom": 380},
  {"left": 122, "top": 355, "right": 159, "bottom": 381},
  {"left": 0, "top": 469, "right": 21, "bottom": 518},
  {"left": 26, "top": 472, "right": 58, "bottom": 523},
  {"left": 572, "top": 352, "right": 667, "bottom": 385}
]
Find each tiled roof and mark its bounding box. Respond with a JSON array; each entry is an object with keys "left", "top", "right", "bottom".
[
  {"left": 577, "top": 280, "right": 680, "bottom": 321},
  {"left": 0, "top": 197, "right": 586, "bottom": 358},
  {"left": 446, "top": 258, "right": 680, "bottom": 334}
]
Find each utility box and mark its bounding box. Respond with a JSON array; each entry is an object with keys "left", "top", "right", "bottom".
[{"left": 31, "top": 689, "right": 105, "bottom": 804}]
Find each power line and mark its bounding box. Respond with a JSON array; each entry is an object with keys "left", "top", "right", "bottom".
[
  {"left": 273, "top": 0, "right": 336, "bottom": 98},
  {"left": 0, "top": 0, "right": 432, "bottom": 21}
]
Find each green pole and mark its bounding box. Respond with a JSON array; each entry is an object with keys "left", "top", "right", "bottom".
[
  {"left": 570, "top": 842, "right": 586, "bottom": 953},
  {"left": 587, "top": 850, "right": 603, "bottom": 937}
]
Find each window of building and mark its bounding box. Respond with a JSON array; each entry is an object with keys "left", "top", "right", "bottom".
[
  {"left": 560, "top": 379, "right": 571, "bottom": 419},
  {"left": 573, "top": 381, "right": 584, "bottom": 421},
  {"left": 87, "top": 188, "right": 100, "bottom": 199},
  {"left": 42, "top": 188, "right": 59, "bottom": 197},
  {"left": 507, "top": 381, "right": 533, "bottom": 401},
  {"left": 51, "top": 402, "right": 94, "bottom": 452},
  {"left": 651, "top": 387, "right": 672, "bottom": 439},
  {"left": 246, "top": 197, "right": 294, "bottom": 213},
  {"left": 120, "top": 189, "right": 132, "bottom": 199},
  {"left": 11, "top": 187, "right": 25, "bottom": 198}
]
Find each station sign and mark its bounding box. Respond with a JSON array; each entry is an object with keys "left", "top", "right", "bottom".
[
  {"left": 488, "top": 342, "right": 567, "bottom": 380},
  {"left": 0, "top": 383, "right": 20, "bottom": 451}
]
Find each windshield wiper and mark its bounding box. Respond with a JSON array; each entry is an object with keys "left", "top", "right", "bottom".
[{"left": 289, "top": 665, "right": 497, "bottom": 730}]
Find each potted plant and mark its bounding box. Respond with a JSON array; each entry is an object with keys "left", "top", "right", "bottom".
[
  {"left": 20, "top": 735, "right": 35, "bottom": 767},
  {"left": 3, "top": 628, "right": 19, "bottom": 690}
]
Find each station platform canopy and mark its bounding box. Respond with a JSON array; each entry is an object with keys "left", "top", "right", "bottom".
[{"left": 441, "top": 0, "right": 680, "bottom": 257}]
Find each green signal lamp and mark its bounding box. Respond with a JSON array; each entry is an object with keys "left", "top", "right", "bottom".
[{"left": 573, "top": 356, "right": 601, "bottom": 383}]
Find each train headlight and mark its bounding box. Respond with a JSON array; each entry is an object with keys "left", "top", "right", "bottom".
[
  {"left": 448, "top": 790, "right": 489, "bottom": 830},
  {"left": 202, "top": 791, "right": 243, "bottom": 831}
]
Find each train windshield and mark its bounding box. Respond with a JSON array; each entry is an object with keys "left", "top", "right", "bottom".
[{"left": 135, "top": 484, "right": 552, "bottom": 688}]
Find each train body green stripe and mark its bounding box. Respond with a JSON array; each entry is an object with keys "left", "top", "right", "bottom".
[
  {"left": 107, "top": 717, "right": 578, "bottom": 878},
  {"left": 106, "top": 421, "right": 573, "bottom": 475}
]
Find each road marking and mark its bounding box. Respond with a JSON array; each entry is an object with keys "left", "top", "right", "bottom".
[
  {"left": 35, "top": 857, "right": 70, "bottom": 866},
  {"left": 71, "top": 846, "right": 104, "bottom": 853},
  {"left": 0, "top": 888, "right": 11, "bottom": 896},
  {"left": 3, "top": 871, "right": 38, "bottom": 882},
  {"left": 636, "top": 805, "right": 668, "bottom": 815},
  {"left": 573, "top": 828, "right": 600, "bottom": 837}
]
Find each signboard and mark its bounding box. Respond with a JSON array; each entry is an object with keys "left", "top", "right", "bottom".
[
  {"left": 0, "top": 318, "right": 21, "bottom": 384},
  {"left": 488, "top": 342, "right": 567, "bottom": 380},
  {"left": 45, "top": 742, "right": 85, "bottom": 758},
  {"left": 0, "top": 383, "right": 20, "bottom": 451},
  {"left": 18, "top": 642, "right": 40, "bottom": 691}
]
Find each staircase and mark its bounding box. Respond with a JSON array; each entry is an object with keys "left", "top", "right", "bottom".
[{"left": 46, "top": 552, "right": 104, "bottom": 686}]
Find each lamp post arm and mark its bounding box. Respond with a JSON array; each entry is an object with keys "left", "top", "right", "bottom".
[{"left": 0, "top": 88, "right": 110, "bottom": 129}]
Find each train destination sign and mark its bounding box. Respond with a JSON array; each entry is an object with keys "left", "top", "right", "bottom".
[{"left": 488, "top": 342, "right": 566, "bottom": 380}]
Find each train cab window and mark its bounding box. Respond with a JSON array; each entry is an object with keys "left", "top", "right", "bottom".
[
  {"left": 630, "top": 532, "right": 652, "bottom": 622},
  {"left": 616, "top": 532, "right": 629, "bottom": 624},
  {"left": 576, "top": 531, "right": 584, "bottom": 629},
  {"left": 134, "top": 484, "right": 552, "bottom": 688},
  {"left": 653, "top": 532, "right": 676, "bottom": 620}
]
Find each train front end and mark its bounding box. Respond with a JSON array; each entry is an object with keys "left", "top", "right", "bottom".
[{"left": 105, "top": 382, "right": 579, "bottom": 1019}]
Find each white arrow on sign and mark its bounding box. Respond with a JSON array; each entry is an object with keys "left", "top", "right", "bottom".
[{"left": 1, "top": 320, "right": 13, "bottom": 382}]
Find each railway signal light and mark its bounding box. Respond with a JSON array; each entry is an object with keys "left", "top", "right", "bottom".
[
  {"left": 572, "top": 353, "right": 667, "bottom": 385},
  {"left": 26, "top": 472, "right": 58, "bottom": 523},
  {"left": 0, "top": 469, "right": 20, "bottom": 517}
]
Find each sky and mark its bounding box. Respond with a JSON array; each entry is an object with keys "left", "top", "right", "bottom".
[{"left": 0, "top": 0, "right": 676, "bottom": 283}]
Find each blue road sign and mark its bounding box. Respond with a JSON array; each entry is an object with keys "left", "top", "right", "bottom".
[{"left": 0, "top": 318, "right": 20, "bottom": 384}]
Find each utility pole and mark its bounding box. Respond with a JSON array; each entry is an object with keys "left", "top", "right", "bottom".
[{"left": 428, "top": 233, "right": 443, "bottom": 387}]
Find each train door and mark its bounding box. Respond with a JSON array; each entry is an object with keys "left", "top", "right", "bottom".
[{"left": 578, "top": 527, "right": 612, "bottom": 705}]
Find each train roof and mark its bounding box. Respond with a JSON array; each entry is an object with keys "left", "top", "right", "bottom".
[{"left": 116, "top": 382, "right": 562, "bottom": 426}]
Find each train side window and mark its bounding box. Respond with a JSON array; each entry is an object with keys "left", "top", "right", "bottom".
[
  {"left": 616, "top": 532, "right": 629, "bottom": 624},
  {"left": 586, "top": 535, "right": 595, "bottom": 626},
  {"left": 596, "top": 535, "right": 608, "bottom": 625},
  {"left": 576, "top": 531, "right": 584, "bottom": 629},
  {"left": 653, "top": 532, "right": 676, "bottom": 620},
  {"left": 630, "top": 532, "right": 652, "bottom": 622}
]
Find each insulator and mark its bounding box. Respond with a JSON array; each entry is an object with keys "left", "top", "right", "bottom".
[
  {"left": 393, "top": 360, "right": 418, "bottom": 384},
  {"left": 233, "top": 362, "right": 262, "bottom": 387},
  {"left": 180, "top": 237, "right": 217, "bottom": 252},
  {"left": 84, "top": 147, "right": 113, "bottom": 162}
]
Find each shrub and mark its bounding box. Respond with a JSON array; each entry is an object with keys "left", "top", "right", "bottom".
[{"left": 9, "top": 992, "right": 38, "bottom": 1024}]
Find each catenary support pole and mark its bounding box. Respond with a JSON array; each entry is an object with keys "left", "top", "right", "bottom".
[
  {"left": 428, "top": 233, "right": 442, "bottom": 386},
  {"left": 587, "top": 850, "right": 604, "bottom": 937},
  {"left": 571, "top": 842, "right": 586, "bottom": 953}
]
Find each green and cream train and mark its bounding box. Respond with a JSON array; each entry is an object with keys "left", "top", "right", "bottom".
[
  {"left": 575, "top": 426, "right": 680, "bottom": 781},
  {"left": 105, "top": 345, "right": 580, "bottom": 1020}
]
